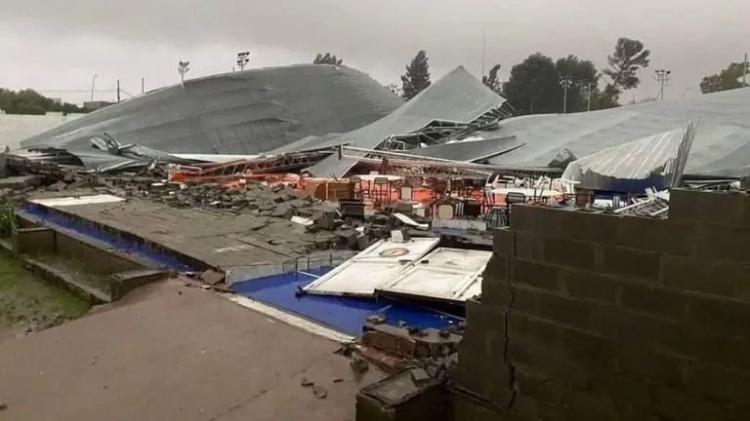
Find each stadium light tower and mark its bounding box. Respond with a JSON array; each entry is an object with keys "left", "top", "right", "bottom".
[
  {"left": 655, "top": 69, "right": 672, "bottom": 101},
  {"left": 560, "top": 78, "right": 573, "bottom": 114},
  {"left": 90, "top": 74, "right": 98, "bottom": 101},
  {"left": 178, "top": 60, "right": 191, "bottom": 84},
  {"left": 236, "top": 51, "right": 250, "bottom": 71}
]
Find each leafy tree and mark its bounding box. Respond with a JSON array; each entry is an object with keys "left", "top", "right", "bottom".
[
  {"left": 482, "top": 64, "right": 503, "bottom": 94},
  {"left": 503, "top": 53, "right": 561, "bottom": 114},
  {"left": 0, "top": 88, "right": 86, "bottom": 115},
  {"left": 401, "top": 50, "right": 431, "bottom": 100},
  {"left": 700, "top": 62, "right": 748, "bottom": 94},
  {"left": 556, "top": 55, "right": 600, "bottom": 113},
  {"left": 602, "top": 37, "right": 651, "bottom": 105},
  {"left": 313, "top": 53, "right": 343, "bottom": 66}
]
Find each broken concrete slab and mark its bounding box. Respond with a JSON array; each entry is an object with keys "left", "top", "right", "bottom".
[
  {"left": 356, "top": 369, "right": 447, "bottom": 421},
  {"left": 0, "top": 175, "right": 42, "bottom": 190}
]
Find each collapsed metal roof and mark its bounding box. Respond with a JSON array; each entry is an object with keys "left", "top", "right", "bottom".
[
  {"left": 562, "top": 123, "right": 696, "bottom": 192},
  {"left": 20, "top": 65, "right": 403, "bottom": 158},
  {"left": 488, "top": 87, "right": 750, "bottom": 178},
  {"left": 274, "top": 66, "right": 507, "bottom": 177}
]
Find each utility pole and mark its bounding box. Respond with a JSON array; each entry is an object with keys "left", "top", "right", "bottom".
[
  {"left": 236, "top": 51, "right": 250, "bottom": 71},
  {"left": 178, "top": 60, "right": 191, "bottom": 84},
  {"left": 743, "top": 53, "right": 748, "bottom": 86},
  {"left": 90, "top": 74, "right": 98, "bottom": 101},
  {"left": 655, "top": 69, "right": 672, "bottom": 101},
  {"left": 141, "top": 77, "right": 145, "bottom": 94},
  {"left": 116, "top": 79, "right": 121, "bottom": 103},
  {"left": 560, "top": 78, "right": 573, "bottom": 114}
]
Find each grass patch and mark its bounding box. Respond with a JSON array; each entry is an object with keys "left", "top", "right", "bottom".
[{"left": 0, "top": 253, "right": 91, "bottom": 329}]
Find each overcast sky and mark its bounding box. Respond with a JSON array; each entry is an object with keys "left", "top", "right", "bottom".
[{"left": 1, "top": 0, "right": 747, "bottom": 105}]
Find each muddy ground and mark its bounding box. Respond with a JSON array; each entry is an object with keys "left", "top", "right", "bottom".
[{"left": 0, "top": 253, "right": 90, "bottom": 342}]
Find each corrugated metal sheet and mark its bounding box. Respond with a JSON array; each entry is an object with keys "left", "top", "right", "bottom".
[
  {"left": 561, "top": 126, "right": 695, "bottom": 192},
  {"left": 405, "top": 136, "right": 522, "bottom": 162},
  {"left": 299, "top": 66, "right": 506, "bottom": 177},
  {"left": 489, "top": 87, "right": 750, "bottom": 178},
  {"left": 20, "top": 65, "right": 403, "bottom": 158}
]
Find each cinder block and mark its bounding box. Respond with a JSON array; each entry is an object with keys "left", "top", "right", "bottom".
[
  {"left": 684, "top": 332, "right": 750, "bottom": 369},
  {"left": 686, "top": 362, "right": 750, "bottom": 404},
  {"left": 653, "top": 386, "right": 727, "bottom": 421},
  {"left": 509, "top": 345, "right": 589, "bottom": 389},
  {"left": 558, "top": 210, "right": 621, "bottom": 244},
  {"left": 617, "top": 346, "right": 691, "bottom": 387},
  {"left": 482, "top": 254, "right": 512, "bottom": 307},
  {"left": 693, "top": 223, "right": 750, "bottom": 262},
  {"left": 588, "top": 303, "right": 687, "bottom": 350},
  {"left": 560, "top": 327, "right": 617, "bottom": 369},
  {"left": 670, "top": 189, "right": 750, "bottom": 229},
  {"left": 587, "top": 369, "right": 654, "bottom": 417},
  {"left": 598, "top": 245, "right": 661, "bottom": 281},
  {"left": 619, "top": 282, "right": 687, "bottom": 320},
  {"left": 616, "top": 216, "right": 697, "bottom": 256},
  {"left": 514, "top": 232, "right": 543, "bottom": 262},
  {"left": 542, "top": 237, "right": 597, "bottom": 270},
  {"left": 493, "top": 228, "right": 515, "bottom": 257},
  {"left": 662, "top": 255, "right": 750, "bottom": 302},
  {"left": 558, "top": 269, "right": 618, "bottom": 303},
  {"left": 534, "top": 288, "right": 593, "bottom": 328},
  {"left": 450, "top": 390, "right": 508, "bottom": 421},
  {"left": 512, "top": 260, "right": 560, "bottom": 292},
  {"left": 510, "top": 205, "right": 564, "bottom": 237},
  {"left": 685, "top": 293, "right": 750, "bottom": 337},
  {"left": 510, "top": 284, "right": 539, "bottom": 317}
]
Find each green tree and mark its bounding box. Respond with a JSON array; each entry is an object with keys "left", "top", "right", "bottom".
[
  {"left": 700, "top": 62, "right": 748, "bottom": 94},
  {"left": 313, "top": 53, "right": 343, "bottom": 66},
  {"left": 401, "top": 50, "right": 431, "bottom": 100},
  {"left": 602, "top": 37, "right": 651, "bottom": 106},
  {"left": 482, "top": 64, "right": 503, "bottom": 94},
  {"left": 0, "top": 88, "right": 86, "bottom": 115},
  {"left": 503, "top": 53, "right": 560, "bottom": 114},
  {"left": 556, "top": 55, "right": 600, "bottom": 113}
]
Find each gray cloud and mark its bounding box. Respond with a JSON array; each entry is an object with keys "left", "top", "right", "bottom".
[{"left": 2, "top": 0, "right": 748, "bottom": 104}]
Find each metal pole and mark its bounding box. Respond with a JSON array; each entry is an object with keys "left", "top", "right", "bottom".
[
  {"left": 560, "top": 78, "right": 572, "bottom": 114},
  {"left": 587, "top": 82, "right": 592, "bottom": 111},
  {"left": 90, "top": 74, "right": 98, "bottom": 102},
  {"left": 743, "top": 53, "right": 748, "bottom": 86},
  {"left": 116, "top": 79, "right": 121, "bottom": 103},
  {"left": 141, "top": 77, "right": 145, "bottom": 94},
  {"left": 481, "top": 27, "right": 487, "bottom": 79}
]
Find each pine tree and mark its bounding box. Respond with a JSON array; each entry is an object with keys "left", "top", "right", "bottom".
[{"left": 401, "top": 50, "right": 431, "bottom": 100}]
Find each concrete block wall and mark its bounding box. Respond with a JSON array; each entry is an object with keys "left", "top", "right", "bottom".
[{"left": 453, "top": 189, "right": 750, "bottom": 421}]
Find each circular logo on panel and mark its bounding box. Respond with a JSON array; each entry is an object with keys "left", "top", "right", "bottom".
[{"left": 379, "top": 247, "right": 409, "bottom": 257}]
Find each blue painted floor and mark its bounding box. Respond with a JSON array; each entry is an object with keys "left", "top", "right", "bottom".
[{"left": 231, "top": 267, "right": 464, "bottom": 337}]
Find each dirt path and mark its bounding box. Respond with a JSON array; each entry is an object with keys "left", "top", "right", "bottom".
[
  {"left": 0, "top": 253, "right": 90, "bottom": 340},
  {"left": 0, "top": 278, "right": 382, "bottom": 421}
]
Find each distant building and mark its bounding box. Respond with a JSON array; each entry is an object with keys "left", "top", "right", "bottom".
[{"left": 83, "top": 101, "right": 114, "bottom": 111}]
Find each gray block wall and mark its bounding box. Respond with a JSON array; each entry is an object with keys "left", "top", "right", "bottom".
[{"left": 452, "top": 189, "right": 750, "bottom": 421}]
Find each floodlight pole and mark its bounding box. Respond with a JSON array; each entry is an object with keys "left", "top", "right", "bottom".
[
  {"left": 178, "top": 60, "right": 191, "bottom": 85},
  {"left": 560, "top": 78, "right": 573, "bottom": 114},
  {"left": 655, "top": 69, "right": 671, "bottom": 101},
  {"left": 236, "top": 51, "right": 250, "bottom": 71},
  {"left": 90, "top": 74, "right": 98, "bottom": 102}
]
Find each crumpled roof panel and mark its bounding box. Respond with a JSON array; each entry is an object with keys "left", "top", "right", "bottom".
[
  {"left": 302, "top": 66, "right": 506, "bottom": 177},
  {"left": 489, "top": 87, "right": 750, "bottom": 178},
  {"left": 20, "top": 65, "right": 403, "bottom": 156}
]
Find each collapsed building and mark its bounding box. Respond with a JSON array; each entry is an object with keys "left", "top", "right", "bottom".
[{"left": 2, "top": 63, "right": 750, "bottom": 420}]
